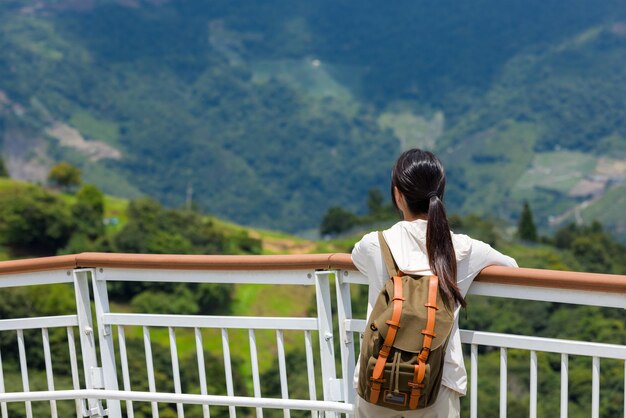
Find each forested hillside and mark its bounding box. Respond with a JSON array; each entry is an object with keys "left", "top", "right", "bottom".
[{"left": 1, "top": 0, "right": 626, "bottom": 239}]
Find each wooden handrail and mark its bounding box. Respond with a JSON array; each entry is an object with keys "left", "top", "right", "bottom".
[
  {"left": 0, "top": 254, "right": 77, "bottom": 275},
  {"left": 476, "top": 265, "right": 626, "bottom": 294},
  {"left": 76, "top": 252, "right": 356, "bottom": 271},
  {"left": 0, "top": 252, "right": 624, "bottom": 294}
]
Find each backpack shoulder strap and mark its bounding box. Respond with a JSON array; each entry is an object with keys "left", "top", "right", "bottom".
[
  {"left": 377, "top": 231, "right": 399, "bottom": 278},
  {"left": 408, "top": 274, "right": 440, "bottom": 409}
]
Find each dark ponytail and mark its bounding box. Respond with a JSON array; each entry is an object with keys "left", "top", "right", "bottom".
[
  {"left": 426, "top": 195, "right": 465, "bottom": 308},
  {"left": 391, "top": 149, "right": 466, "bottom": 309}
]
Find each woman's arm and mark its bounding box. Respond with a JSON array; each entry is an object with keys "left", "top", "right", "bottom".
[
  {"left": 351, "top": 232, "right": 388, "bottom": 317},
  {"left": 457, "top": 239, "right": 518, "bottom": 295}
]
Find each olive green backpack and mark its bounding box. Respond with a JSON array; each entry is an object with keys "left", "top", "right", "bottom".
[{"left": 357, "top": 232, "right": 455, "bottom": 410}]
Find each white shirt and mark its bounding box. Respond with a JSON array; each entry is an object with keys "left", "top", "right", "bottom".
[{"left": 351, "top": 219, "right": 518, "bottom": 395}]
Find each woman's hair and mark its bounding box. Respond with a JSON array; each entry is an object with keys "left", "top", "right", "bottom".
[{"left": 390, "top": 148, "right": 465, "bottom": 308}]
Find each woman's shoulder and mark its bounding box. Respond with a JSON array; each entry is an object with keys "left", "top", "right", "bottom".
[
  {"left": 350, "top": 231, "right": 382, "bottom": 275},
  {"left": 352, "top": 231, "right": 380, "bottom": 256},
  {"left": 451, "top": 232, "right": 473, "bottom": 261}
]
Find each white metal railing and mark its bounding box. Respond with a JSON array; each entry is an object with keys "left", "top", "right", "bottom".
[
  {"left": 0, "top": 253, "right": 623, "bottom": 418},
  {"left": 0, "top": 259, "right": 350, "bottom": 418},
  {"left": 337, "top": 268, "right": 626, "bottom": 418},
  {"left": 0, "top": 268, "right": 86, "bottom": 418},
  {"left": 90, "top": 266, "right": 347, "bottom": 418}
]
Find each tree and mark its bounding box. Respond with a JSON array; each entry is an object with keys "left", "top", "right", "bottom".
[
  {"left": 108, "top": 197, "right": 248, "bottom": 308},
  {"left": 47, "top": 162, "right": 81, "bottom": 191},
  {"left": 367, "top": 188, "right": 385, "bottom": 216},
  {"left": 73, "top": 184, "right": 105, "bottom": 240},
  {"left": 0, "top": 186, "right": 75, "bottom": 256},
  {"left": 364, "top": 188, "right": 397, "bottom": 221},
  {"left": 320, "top": 206, "right": 358, "bottom": 236},
  {"left": 518, "top": 201, "right": 537, "bottom": 241},
  {"left": 0, "top": 157, "right": 8, "bottom": 177},
  {"left": 114, "top": 197, "right": 231, "bottom": 255}
]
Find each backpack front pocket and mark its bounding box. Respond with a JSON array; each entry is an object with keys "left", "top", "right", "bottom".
[{"left": 363, "top": 353, "right": 432, "bottom": 410}]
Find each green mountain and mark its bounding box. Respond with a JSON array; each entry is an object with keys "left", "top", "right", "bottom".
[{"left": 1, "top": 0, "right": 626, "bottom": 238}]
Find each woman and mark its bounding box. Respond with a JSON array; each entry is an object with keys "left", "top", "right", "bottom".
[{"left": 352, "top": 149, "right": 517, "bottom": 417}]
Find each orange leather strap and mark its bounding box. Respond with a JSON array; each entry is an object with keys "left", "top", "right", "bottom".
[
  {"left": 408, "top": 359, "right": 427, "bottom": 409},
  {"left": 369, "top": 275, "right": 404, "bottom": 403},
  {"left": 409, "top": 275, "right": 439, "bottom": 409}
]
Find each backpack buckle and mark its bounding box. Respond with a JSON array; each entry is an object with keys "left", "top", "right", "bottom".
[
  {"left": 421, "top": 329, "right": 436, "bottom": 338},
  {"left": 380, "top": 343, "right": 392, "bottom": 357},
  {"left": 370, "top": 376, "right": 385, "bottom": 384},
  {"left": 385, "top": 320, "right": 400, "bottom": 329},
  {"left": 418, "top": 347, "right": 430, "bottom": 362}
]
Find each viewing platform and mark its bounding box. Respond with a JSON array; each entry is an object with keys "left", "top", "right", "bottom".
[{"left": 0, "top": 253, "right": 623, "bottom": 418}]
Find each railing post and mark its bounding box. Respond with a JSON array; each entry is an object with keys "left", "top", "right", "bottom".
[
  {"left": 335, "top": 269, "right": 356, "bottom": 415},
  {"left": 530, "top": 350, "right": 537, "bottom": 418},
  {"left": 73, "top": 269, "right": 104, "bottom": 417},
  {"left": 470, "top": 344, "right": 478, "bottom": 418},
  {"left": 92, "top": 268, "right": 122, "bottom": 418},
  {"left": 315, "top": 270, "right": 339, "bottom": 418},
  {"left": 499, "top": 347, "right": 507, "bottom": 418}
]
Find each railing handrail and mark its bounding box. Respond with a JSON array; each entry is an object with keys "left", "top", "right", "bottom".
[
  {"left": 77, "top": 252, "right": 355, "bottom": 271},
  {"left": 0, "top": 252, "right": 624, "bottom": 294},
  {"left": 0, "top": 253, "right": 77, "bottom": 275},
  {"left": 0, "top": 252, "right": 354, "bottom": 274},
  {"left": 476, "top": 265, "right": 626, "bottom": 293}
]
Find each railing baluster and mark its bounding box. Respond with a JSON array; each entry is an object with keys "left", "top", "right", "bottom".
[
  {"left": 304, "top": 330, "right": 318, "bottom": 418},
  {"left": 42, "top": 328, "right": 58, "bottom": 418},
  {"left": 118, "top": 326, "right": 135, "bottom": 418},
  {"left": 221, "top": 328, "right": 236, "bottom": 418},
  {"left": 592, "top": 356, "right": 600, "bottom": 418},
  {"left": 91, "top": 268, "right": 122, "bottom": 416},
  {"left": 0, "top": 346, "right": 7, "bottom": 418},
  {"left": 249, "top": 329, "right": 263, "bottom": 418},
  {"left": 499, "top": 347, "right": 507, "bottom": 418},
  {"left": 470, "top": 344, "right": 477, "bottom": 418},
  {"left": 169, "top": 327, "right": 184, "bottom": 418},
  {"left": 17, "top": 329, "right": 33, "bottom": 418},
  {"left": 314, "top": 271, "right": 338, "bottom": 413},
  {"left": 276, "top": 330, "right": 290, "bottom": 418},
  {"left": 67, "top": 327, "right": 84, "bottom": 418},
  {"left": 194, "top": 328, "right": 210, "bottom": 418},
  {"left": 530, "top": 350, "right": 537, "bottom": 418},
  {"left": 560, "top": 354, "right": 568, "bottom": 418},
  {"left": 334, "top": 270, "right": 356, "bottom": 411},
  {"left": 73, "top": 270, "right": 101, "bottom": 416},
  {"left": 144, "top": 326, "right": 159, "bottom": 418}
]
